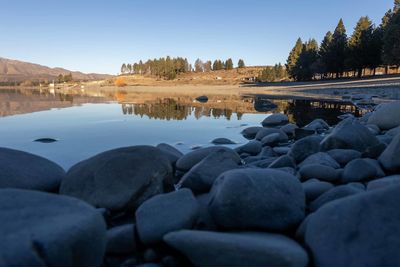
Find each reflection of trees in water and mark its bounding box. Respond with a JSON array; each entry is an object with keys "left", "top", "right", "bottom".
[{"left": 121, "top": 98, "right": 239, "bottom": 120}]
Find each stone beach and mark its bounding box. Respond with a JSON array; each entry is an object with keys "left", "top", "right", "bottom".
[{"left": 1, "top": 100, "right": 400, "bottom": 267}]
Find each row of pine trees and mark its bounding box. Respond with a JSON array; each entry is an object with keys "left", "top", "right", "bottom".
[{"left": 286, "top": 0, "right": 400, "bottom": 81}]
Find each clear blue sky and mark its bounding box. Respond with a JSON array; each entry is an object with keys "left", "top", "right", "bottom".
[{"left": 0, "top": 0, "right": 394, "bottom": 74}]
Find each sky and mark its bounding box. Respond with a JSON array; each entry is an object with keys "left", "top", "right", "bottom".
[{"left": 0, "top": 0, "right": 394, "bottom": 74}]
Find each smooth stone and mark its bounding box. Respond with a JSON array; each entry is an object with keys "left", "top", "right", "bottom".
[
  {"left": 305, "top": 184, "right": 400, "bottom": 267},
  {"left": 259, "top": 146, "right": 277, "bottom": 158},
  {"left": 247, "top": 157, "right": 277, "bottom": 168},
  {"left": 261, "top": 133, "right": 285, "bottom": 146},
  {"left": 268, "top": 155, "right": 296, "bottom": 169},
  {"left": 235, "top": 140, "right": 262, "bottom": 155},
  {"left": 135, "top": 189, "right": 199, "bottom": 245},
  {"left": 176, "top": 146, "right": 240, "bottom": 171},
  {"left": 280, "top": 123, "right": 298, "bottom": 136},
  {"left": 342, "top": 159, "right": 380, "bottom": 183},
  {"left": 211, "top": 138, "right": 236, "bottom": 145},
  {"left": 261, "top": 113, "right": 289, "bottom": 127},
  {"left": 241, "top": 126, "right": 263, "bottom": 139},
  {"left": 299, "top": 152, "right": 340, "bottom": 169},
  {"left": 361, "top": 142, "right": 387, "bottom": 158},
  {"left": 255, "top": 127, "right": 288, "bottom": 141},
  {"left": 0, "top": 189, "right": 106, "bottom": 267},
  {"left": 304, "top": 119, "right": 330, "bottom": 132},
  {"left": 60, "top": 146, "right": 173, "bottom": 211},
  {"left": 34, "top": 138, "right": 58, "bottom": 143},
  {"left": 195, "top": 95, "right": 208, "bottom": 102},
  {"left": 309, "top": 185, "right": 364, "bottom": 212},
  {"left": 386, "top": 125, "right": 400, "bottom": 137},
  {"left": 367, "top": 175, "right": 400, "bottom": 190},
  {"left": 106, "top": 224, "right": 136, "bottom": 254},
  {"left": 294, "top": 128, "right": 315, "bottom": 140},
  {"left": 376, "top": 134, "right": 393, "bottom": 145},
  {"left": 327, "top": 149, "right": 362, "bottom": 166},
  {"left": 0, "top": 147, "right": 65, "bottom": 192},
  {"left": 156, "top": 143, "right": 183, "bottom": 165},
  {"left": 320, "top": 118, "right": 379, "bottom": 152},
  {"left": 179, "top": 149, "right": 239, "bottom": 193},
  {"left": 367, "top": 101, "right": 400, "bottom": 130},
  {"left": 302, "top": 180, "right": 334, "bottom": 202},
  {"left": 164, "top": 230, "right": 309, "bottom": 267},
  {"left": 366, "top": 124, "right": 381, "bottom": 135},
  {"left": 289, "top": 136, "right": 322, "bottom": 163},
  {"left": 299, "top": 164, "right": 340, "bottom": 182},
  {"left": 195, "top": 193, "right": 217, "bottom": 230},
  {"left": 273, "top": 146, "right": 290, "bottom": 155},
  {"left": 379, "top": 133, "right": 400, "bottom": 172},
  {"left": 209, "top": 169, "right": 305, "bottom": 231}
]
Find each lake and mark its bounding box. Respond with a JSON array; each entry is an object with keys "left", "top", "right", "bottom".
[{"left": 0, "top": 87, "right": 369, "bottom": 170}]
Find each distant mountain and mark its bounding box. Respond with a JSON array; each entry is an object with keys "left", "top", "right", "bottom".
[{"left": 0, "top": 57, "right": 112, "bottom": 82}]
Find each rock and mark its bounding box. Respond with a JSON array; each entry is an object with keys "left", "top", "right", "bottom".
[
  {"left": 195, "top": 95, "right": 208, "bottom": 103},
  {"left": 261, "top": 133, "right": 283, "bottom": 146},
  {"left": 211, "top": 138, "right": 236, "bottom": 145},
  {"left": 367, "top": 101, "right": 400, "bottom": 130},
  {"left": 304, "top": 119, "right": 330, "bottom": 132},
  {"left": 179, "top": 149, "right": 239, "bottom": 193},
  {"left": 305, "top": 184, "right": 400, "bottom": 267},
  {"left": 261, "top": 113, "right": 289, "bottom": 127},
  {"left": 176, "top": 146, "right": 240, "bottom": 171},
  {"left": 302, "top": 180, "right": 334, "bottom": 202},
  {"left": 273, "top": 146, "right": 290, "bottom": 155},
  {"left": 327, "top": 149, "right": 362, "bottom": 166},
  {"left": 280, "top": 123, "right": 298, "bottom": 136},
  {"left": 294, "top": 128, "right": 315, "bottom": 140},
  {"left": 362, "top": 158, "right": 385, "bottom": 177},
  {"left": 195, "top": 193, "right": 217, "bottom": 230},
  {"left": 60, "top": 146, "right": 173, "bottom": 212},
  {"left": 367, "top": 175, "right": 400, "bottom": 190},
  {"left": 106, "top": 224, "right": 136, "bottom": 254},
  {"left": 299, "top": 152, "right": 340, "bottom": 169},
  {"left": 0, "top": 189, "right": 106, "bottom": 267},
  {"left": 376, "top": 134, "right": 394, "bottom": 145},
  {"left": 386, "top": 125, "right": 400, "bottom": 137},
  {"left": 361, "top": 142, "right": 387, "bottom": 158},
  {"left": 379, "top": 133, "right": 400, "bottom": 172},
  {"left": 309, "top": 185, "right": 364, "bottom": 212},
  {"left": 241, "top": 126, "right": 263, "bottom": 139},
  {"left": 299, "top": 164, "right": 340, "bottom": 182},
  {"left": 255, "top": 127, "right": 288, "bottom": 141},
  {"left": 366, "top": 124, "right": 381, "bottom": 135},
  {"left": 341, "top": 158, "right": 380, "bottom": 183},
  {"left": 164, "top": 230, "right": 309, "bottom": 267},
  {"left": 268, "top": 155, "right": 296, "bottom": 169},
  {"left": 259, "top": 146, "right": 276, "bottom": 158},
  {"left": 235, "top": 140, "right": 262, "bottom": 155},
  {"left": 135, "top": 189, "right": 199, "bottom": 245},
  {"left": 209, "top": 169, "right": 305, "bottom": 231},
  {"left": 34, "top": 137, "right": 58, "bottom": 143},
  {"left": 0, "top": 147, "right": 65, "bottom": 192},
  {"left": 289, "top": 136, "right": 321, "bottom": 163},
  {"left": 320, "top": 118, "right": 379, "bottom": 152},
  {"left": 247, "top": 157, "right": 277, "bottom": 168},
  {"left": 157, "top": 143, "right": 183, "bottom": 165}
]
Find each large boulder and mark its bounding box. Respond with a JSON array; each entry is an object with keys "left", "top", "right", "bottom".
[
  {"left": 235, "top": 140, "right": 262, "bottom": 155},
  {"left": 305, "top": 184, "right": 400, "bottom": 267},
  {"left": 320, "top": 118, "right": 379, "bottom": 152},
  {"left": 135, "top": 189, "right": 199, "bottom": 245},
  {"left": 288, "top": 136, "right": 322, "bottom": 163},
  {"left": 176, "top": 146, "right": 240, "bottom": 171},
  {"left": 261, "top": 113, "right": 289, "bottom": 127},
  {"left": 0, "top": 147, "right": 65, "bottom": 192},
  {"left": 164, "top": 230, "right": 309, "bottom": 267},
  {"left": 0, "top": 189, "right": 106, "bottom": 267},
  {"left": 208, "top": 169, "right": 305, "bottom": 231},
  {"left": 179, "top": 149, "right": 239, "bottom": 194},
  {"left": 379, "top": 133, "right": 400, "bottom": 172},
  {"left": 156, "top": 143, "right": 183, "bottom": 165},
  {"left": 60, "top": 146, "right": 173, "bottom": 212},
  {"left": 341, "top": 158, "right": 381, "bottom": 183},
  {"left": 367, "top": 101, "right": 400, "bottom": 130}
]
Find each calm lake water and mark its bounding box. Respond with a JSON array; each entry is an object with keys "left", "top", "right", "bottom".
[{"left": 0, "top": 88, "right": 368, "bottom": 170}]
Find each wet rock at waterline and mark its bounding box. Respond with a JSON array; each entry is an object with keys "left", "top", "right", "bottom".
[
  {"left": 261, "top": 113, "right": 289, "bottom": 127},
  {"left": 0, "top": 189, "right": 106, "bottom": 267},
  {"left": 211, "top": 137, "right": 236, "bottom": 145},
  {"left": 0, "top": 147, "right": 65, "bottom": 192},
  {"left": 240, "top": 126, "right": 263, "bottom": 139},
  {"left": 34, "top": 137, "right": 58, "bottom": 143},
  {"left": 195, "top": 95, "right": 208, "bottom": 103},
  {"left": 60, "top": 146, "right": 173, "bottom": 211},
  {"left": 156, "top": 143, "right": 183, "bottom": 165}
]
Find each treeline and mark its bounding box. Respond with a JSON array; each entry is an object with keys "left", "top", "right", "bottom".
[
  {"left": 120, "top": 58, "right": 245, "bottom": 80},
  {"left": 286, "top": 0, "right": 400, "bottom": 81},
  {"left": 57, "top": 73, "right": 73, "bottom": 83},
  {"left": 258, "top": 63, "right": 287, "bottom": 82}
]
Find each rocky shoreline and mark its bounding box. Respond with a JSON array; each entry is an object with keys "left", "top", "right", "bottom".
[{"left": 1, "top": 101, "right": 400, "bottom": 267}]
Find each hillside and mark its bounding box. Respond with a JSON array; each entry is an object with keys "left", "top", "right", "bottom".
[{"left": 0, "top": 57, "right": 112, "bottom": 83}]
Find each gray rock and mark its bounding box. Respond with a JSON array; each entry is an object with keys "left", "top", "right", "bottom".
[
  {"left": 261, "top": 113, "right": 289, "bottom": 127},
  {"left": 60, "top": 146, "right": 173, "bottom": 212},
  {"left": 259, "top": 146, "right": 277, "bottom": 158},
  {"left": 156, "top": 143, "right": 183, "bottom": 165},
  {"left": 302, "top": 180, "right": 334, "bottom": 202},
  {"left": 268, "top": 155, "right": 296, "bottom": 169},
  {"left": 289, "top": 136, "right": 321, "bottom": 163},
  {"left": 309, "top": 184, "right": 364, "bottom": 212},
  {"left": 362, "top": 142, "right": 387, "bottom": 158},
  {"left": 327, "top": 149, "right": 362, "bottom": 166},
  {"left": 304, "top": 119, "right": 330, "bottom": 132},
  {"left": 195, "top": 193, "right": 217, "bottom": 230},
  {"left": 299, "top": 164, "right": 340, "bottom": 182},
  {"left": 386, "top": 125, "right": 400, "bottom": 137},
  {"left": 236, "top": 140, "right": 262, "bottom": 155},
  {"left": 211, "top": 138, "right": 236, "bottom": 145},
  {"left": 0, "top": 189, "right": 106, "bottom": 267},
  {"left": 366, "top": 124, "right": 381, "bottom": 135},
  {"left": 342, "top": 159, "right": 380, "bottom": 183},
  {"left": 280, "top": 123, "right": 298, "bottom": 136},
  {"left": 379, "top": 133, "right": 400, "bottom": 172},
  {"left": 273, "top": 146, "right": 290, "bottom": 155},
  {"left": 376, "top": 134, "right": 394, "bottom": 145},
  {"left": 0, "top": 147, "right": 65, "bottom": 192},
  {"left": 247, "top": 157, "right": 277, "bottom": 168},
  {"left": 106, "top": 224, "right": 136, "bottom": 254},
  {"left": 294, "top": 128, "right": 315, "bottom": 140},
  {"left": 305, "top": 184, "right": 400, "bottom": 267},
  {"left": 320, "top": 118, "right": 379, "bottom": 152},
  {"left": 367, "top": 101, "right": 400, "bottom": 130},
  {"left": 255, "top": 127, "right": 288, "bottom": 141},
  {"left": 179, "top": 149, "right": 239, "bottom": 193},
  {"left": 261, "top": 133, "right": 285, "bottom": 146},
  {"left": 176, "top": 146, "right": 240, "bottom": 171},
  {"left": 241, "top": 126, "right": 263, "bottom": 139},
  {"left": 299, "top": 152, "right": 340, "bottom": 169},
  {"left": 367, "top": 175, "right": 400, "bottom": 190},
  {"left": 164, "top": 230, "right": 309, "bottom": 267},
  {"left": 135, "top": 189, "right": 199, "bottom": 245},
  {"left": 209, "top": 169, "right": 305, "bottom": 231}
]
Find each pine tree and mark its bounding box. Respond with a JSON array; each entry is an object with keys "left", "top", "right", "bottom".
[
  {"left": 286, "top": 38, "right": 303, "bottom": 79},
  {"left": 225, "top": 58, "right": 234, "bottom": 70},
  {"left": 238, "top": 59, "right": 245, "bottom": 68},
  {"left": 293, "top": 39, "right": 319, "bottom": 81},
  {"left": 319, "top": 31, "right": 334, "bottom": 77},
  {"left": 330, "top": 19, "right": 348, "bottom": 78},
  {"left": 383, "top": 1, "right": 400, "bottom": 69},
  {"left": 121, "top": 63, "right": 127, "bottom": 74}
]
